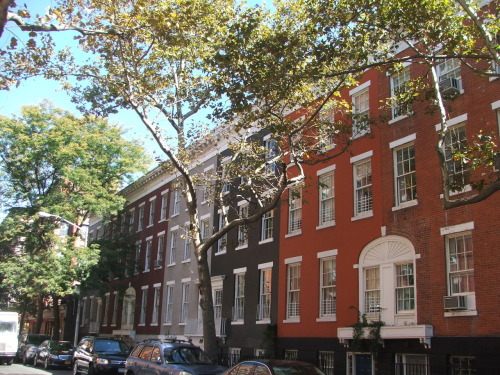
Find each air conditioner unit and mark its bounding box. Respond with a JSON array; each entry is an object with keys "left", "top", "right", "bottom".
[
  {"left": 439, "top": 77, "right": 460, "bottom": 97},
  {"left": 444, "top": 295, "right": 466, "bottom": 310},
  {"left": 155, "top": 260, "right": 163, "bottom": 267}
]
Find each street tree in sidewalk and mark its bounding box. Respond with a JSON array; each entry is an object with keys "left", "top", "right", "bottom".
[{"left": 0, "top": 103, "right": 149, "bottom": 339}]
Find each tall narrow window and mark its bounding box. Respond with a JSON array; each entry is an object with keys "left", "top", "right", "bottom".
[
  {"left": 320, "top": 257, "right": 336, "bottom": 318},
  {"left": 258, "top": 268, "right": 272, "bottom": 321},
  {"left": 134, "top": 242, "right": 141, "bottom": 275},
  {"left": 394, "top": 144, "right": 417, "bottom": 206},
  {"left": 438, "top": 58, "right": 462, "bottom": 91},
  {"left": 152, "top": 285, "right": 161, "bottom": 324},
  {"left": 217, "top": 212, "right": 227, "bottom": 254},
  {"left": 233, "top": 272, "right": 245, "bottom": 321},
  {"left": 265, "top": 138, "right": 278, "bottom": 175},
  {"left": 128, "top": 209, "right": 135, "bottom": 233},
  {"left": 111, "top": 292, "right": 119, "bottom": 326},
  {"left": 137, "top": 204, "right": 145, "bottom": 231},
  {"left": 164, "top": 284, "right": 174, "bottom": 324},
  {"left": 214, "top": 288, "right": 223, "bottom": 335},
  {"left": 390, "top": 68, "right": 411, "bottom": 119},
  {"left": 148, "top": 199, "right": 156, "bottom": 227},
  {"left": 444, "top": 124, "right": 469, "bottom": 189},
  {"left": 183, "top": 224, "right": 191, "bottom": 261},
  {"left": 169, "top": 229, "right": 178, "bottom": 265},
  {"left": 319, "top": 173, "right": 335, "bottom": 226},
  {"left": 140, "top": 287, "right": 148, "bottom": 325},
  {"left": 288, "top": 187, "right": 302, "bottom": 234},
  {"left": 286, "top": 263, "right": 301, "bottom": 319},
  {"left": 352, "top": 88, "right": 370, "bottom": 136},
  {"left": 200, "top": 217, "right": 210, "bottom": 243},
  {"left": 261, "top": 210, "right": 274, "bottom": 242},
  {"left": 144, "top": 238, "right": 152, "bottom": 272},
  {"left": 396, "top": 263, "right": 415, "bottom": 312},
  {"left": 156, "top": 233, "right": 165, "bottom": 267},
  {"left": 180, "top": 282, "right": 189, "bottom": 323},
  {"left": 237, "top": 203, "right": 249, "bottom": 247},
  {"left": 103, "top": 294, "right": 110, "bottom": 326},
  {"left": 447, "top": 233, "right": 474, "bottom": 294},
  {"left": 354, "top": 159, "right": 372, "bottom": 216},
  {"left": 172, "top": 190, "right": 180, "bottom": 216},
  {"left": 160, "top": 191, "right": 168, "bottom": 221},
  {"left": 364, "top": 267, "right": 380, "bottom": 315}
]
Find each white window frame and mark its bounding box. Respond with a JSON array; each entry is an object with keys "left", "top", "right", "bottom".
[
  {"left": 144, "top": 237, "right": 153, "bottom": 272},
  {"left": 260, "top": 209, "right": 274, "bottom": 243},
  {"left": 351, "top": 82, "right": 370, "bottom": 137},
  {"left": 265, "top": 136, "right": 278, "bottom": 175},
  {"left": 160, "top": 190, "right": 169, "bottom": 221},
  {"left": 446, "top": 232, "right": 475, "bottom": 295},
  {"left": 258, "top": 264, "right": 272, "bottom": 322},
  {"left": 318, "top": 166, "right": 335, "bottom": 227},
  {"left": 318, "top": 106, "right": 336, "bottom": 151},
  {"left": 151, "top": 284, "right": 161, "bottom": 325},
  {"left": 285, "top": 258, "right": 301, "bottom": 322},
  {"left": 156, "top": 232, "right": 165, "bottom": 267},
  {"left": 134, "top": 241, "right": 141, "bottom": 275},
  {"left": 217, "top": 210, "right": 227, "bottom": 254},
  {"left": 183, "top": 223, "right": 191, "bottom": 262},
  {"left": 390, "top": 67, "right": 411, "bottom": 121},
  {"left": 364, "top": 266, "right": 381, "bottom": 316},
  {"left": 233, "top": 269, "right": 246, "bottom": 323},
  {"left": 394, "top": 142, "right": 417, "bottom": 207},
  {"left": 319, "top": 255, "right": 336, "bottom": 319},
  {"left": 111, "top": 292, "right": 119, "bottom": 326},
  {"left": 180, "top": 280, "right": 190, "bottom": 324},
  {"left": 352, "top": 154, "right": 373, "bottom": 219},
  {"left": 169, "top": 228, "right": 178, "bottom": 266},
  {"left": 148, "top": 198, "right": 156, "bottom": 227},
  {"left": 164, "top": 282, "right": 174, "bottom": 324},
  {"left": 172, "top": 190, "right": 180, "bottom": 216},
  {"left": 139, "top": 286, "right": 148, "bottom": 325},
  {"left": 287, "top": 186, "right": 302, "bottom": 236},
  {"left": 237, "top": 202, "right": 249, "bottom": 249},
  {"left": 444, "top": 123, "right": 469, "bottom": 190},
  {"left": 200, "top": 215, "right": 211, "bottom": 243},
  {"left": 137, "top": 203, "right": 145, "bottom": 231},
  {"left": 395, "top": 263, "right": 415, "bottom": 313},
  {"left": 438, "top": 58, "right": 463, "bottom": 92},
  {"left": 128, "top": 208, "right": 135, "bottom": 233}
]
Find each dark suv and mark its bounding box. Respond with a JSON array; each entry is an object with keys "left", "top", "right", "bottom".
[
  {"left": 73, "top": 336, "right": 130, "bottom": 375},
  {"left": 125, "top": 338, "right": 226, "bottom": 375}
]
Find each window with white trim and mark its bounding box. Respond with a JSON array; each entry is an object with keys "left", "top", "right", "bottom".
[
  {"left": 172, "top": 190, "right": 180, "bottom": 216},
  {"left": 438, "top": 58, "right": 462, "bottom": 91},
  {"left": 364, "top": 267, "right": 380, "bottom": 315},
  {"left": 169, "top": 229, "right": 177, "bottom": 265},
  {"left": 446, "top": 232, "right": 475, "bottom": 295},
  {"left": 128, "top": 209, "right": 135, "bottom": 233},
  {"left": 180, "top": 282, "right": 189, "bottom": 323},
  {"left": 200, "top": 216, "right": 210, "bottom": 243},
  {"left": 111, "top": 292, "right": 119, "bottom": 326},
  {"left": 390, "top": 68, "right": 411, "bottom": 119},
  {"left": 214, "top": 288, "right": 223, "bottom": 326},
  {"left": 183, "top": 224, "right": 191, "bottom": 261},
  {"left": 258, "top": 268, "right": 272, "bottom": 321},
  {"left": 288, "top": 187, "right": 302, "bottom": 234},
  {"left": 395, "top": 354, "right": 428, "bottom": 375},
  {"left": 261, "top": 209, "right": 273, "bottom": 242},
  {"left": 164, "top": 284, "right": 174, "bottom": 324},
  {"left": 444, "top": 123, "right": 469, "bottom": 189},
  {"left": 160, "top": 191, "right": 168, "bottom": 221},
  {"left": 319, "top": 172, "right": 335, "bottom": 226},
  {"left": 286, "top": 262, "right": 301, "bottom": 319},
  {"left": 394, "top": 143, "right": 417, "bottom": 206},
  {"left": 152, "top": 285, "right": 161, "bottom": 324},
  {"left": 134, "top": 241, "right": 141, "bottom": 275},
  {"left": 319, "top": 257, "right": 336, "bottom": 318},
  {"left": 450, "top": 356, "right": 477, "bottom": 375},
  {"left": 139, "top": 287, "right": 148, "bottom": 325},
  {"left": 354, "top": 159, "right": 372, "bottom": 216},
  {"left": 318, "top": 352, "right": 335, "bottom": 375},
  {"left": 138, "top": 204, "right": 145, "bottom": 231},
  {"left": 233, "top": 272, "right": 245, "bottom": 321},
  {"left": 318, "top": 107, "right": 335, "bottom": 151},
  {"left": 237, "top": 203, "right": 249, "bottom": 247},
  {"left": 148, "top": 199, "right": 155, "bottom": 227},
  {"left": 156, "top": 233, "right": 165, "bottom": 266},
  {"left": 396, "top": 263, "right": 415, "bottom": 312},
  {"left": 217, "top": 212, "right": 227, "bottom": 254},
  {"left": 265, "top": 138, "right": 278, "bottom": 175},
  {"left": 352, "top": 88, "right": 370, "bottom": 136},
  {"left": 144, "top": 238, "right": 152, "bottom": 271}
]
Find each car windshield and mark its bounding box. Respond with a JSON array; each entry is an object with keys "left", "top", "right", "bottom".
[
  {"left": 164, "top": 347, "right": 213, "bottom": 364},
  {"left": 51, "top": 342, "right": 73, "bottom": 351},
  {"left": 94, "top": 340, "right": 129, "bottom": 354},
  {"left": 27, "top": 335, "right": 50, "bottom": 345},
  {"left": 271, "top": 364, "right": 326, "bottom": 375}
]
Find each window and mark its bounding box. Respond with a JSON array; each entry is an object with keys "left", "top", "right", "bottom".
[
  {"left": 318, "top": 107, "right": 335, "bottom": 151},
  {"left": 103, "top": 294, "right": 110, "bottom": 326},
  {"left": 320, "top": 257, "right": 336, "bottom": 318},
  {"left": 111, "top": 292, "right": 119, "bottom": 326},
  {"left": 152, "top": 285, "right": 161, "bottom": 325},
  {"left": 261, "top": 210, "right": 274, "bottom": 242},
  {"left": 128, "top": 209, "right": 135, "bottom": 233},
  {"left": 395, "top": 354, "right": 428, "bottom": 375},
  {"left": 450, "top": 356, "right": 477, "bottom": 375},
  {"left": 138, "top": 204, "right": 145, "bottom": 231},
  {"left": 438, "top": 58, "right": 462, "bottom": 91},
  {"left": 364, "top": 267, "right": 380, "bottom": 315},
  {"left": 286, "top": 262, "right": 301, "bottom": 320},
  {"left": 237, "top": 203, "right": 249, "bottom": 247},
  {"left": 156, "top": 233, "right": 165, "bottom": 266},
  {"left": 121, "top": 288, "right": 135, "bottom": 329},
  {"left": 183, "top": 224, "right": 191, "bottom": 261},
  {"left": 352, "top": 88, "right": 370, "bottom": 136},
  {"left": 140, "top": 287, "right": 148, "bottom": 325},
  {"left": 134, "top": 241, "right": 141, "bottom": 275},
  {"left": 144, "top": 238, "right": 152, "bottom": 272},
  {"left": 217, "top": 212, "right": 227, "bottom": 254},
  {"left": 396, "top": 263, "right": 415, "bottom": 312},
  {"left": 319, "top": 172, "right": 335, "bottom": 226},
  {"left": 233, "top": 271, "right": 245, "bottom": 321},
  {"left": 214, "top": 288, "right": 223, "bottom": 324},
  {"left": 288, "top": 187, "right": 302, "bottom": 234},
  {"left": 169, "top": 229, "right": 178, "bottom": 265},
  {"left": 318, "top": 351, "right": 335, "bottom": 375},
  {"left": 172, "top": 190, "right": 180, "bottom": 216},
  {"left": 148, "top": 199, "right": 155, "bottom": 227},
  {"left": 160, "top": 191, "right": 168, "bottom": 221},
  {"left": 258, "top": 268, "right": 272, "bottom": 321},
  {"left": 394, "top": 144, "right": 417, "bottom": 206},
  {"left": 444, "top": 124, "right": 469, "bottom": 189},
  {"left": 447, "top": 233, "right": 474, "bottom": 294},
  {"left": 180, "top": 282, "right": 189, "bottom": 323},
  {"left": 200, "top": 216, "right": 210, "bottom": 243},
  {"left": 164, "top": 284, "right": 174, "bottom": 324},
  {"left": 390, "top": 68, "right": 411, "bottom": 119},
  {"left": 265, "top": 137, "right": 278, "bottom": 175},
  {"left": 354, "top": 158, "right": 373, "bottom": 216}
]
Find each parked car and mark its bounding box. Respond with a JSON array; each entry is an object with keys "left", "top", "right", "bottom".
[
  {"left": 16, "top": 333, "right": 51, "bottom": 365},
  {"left": 221, "top": 360, "right": 326, "bottom": 375},
  {"left": 125, "top": 338, "right": 227, "bottom": 375},
  {"left": 34, "top": 340, "right": 74, "bottom": 369},
  {"left": 73, "top": 336, "right": 130, "bottom": 375}
]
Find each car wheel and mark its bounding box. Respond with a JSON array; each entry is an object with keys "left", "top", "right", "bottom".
[
  {"left": 33, "top": 354, "right": 38, "bottom": 367},
  {"left": 88, "top": 363, "right": 96, "bottom": 375},
  {"left": 22, "top": 354, "right": 29, "bottom": 365},
  {"left": 73, "top": 362, "right": 80, "bottom": 375},
  {"left": 44, "top": 357, "right": 50, "bottom": 370},
  {"left": 6, "top": 358, "right": 14, "bottom": 366}
]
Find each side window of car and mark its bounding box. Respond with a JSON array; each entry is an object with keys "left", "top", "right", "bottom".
[
  {"left": 254, "top": 364, "right": 271, "bottom": 375},
  {"left": 130, "top": 344, "right": 144, "bottom": 358},
  {"left": 237, "top": 363, "right": 255, "bottom": 375},
  {"left": 139, "top": 345, "right": 154, "bottom": 361},
  {"left": 151, "top": 347, "right": 162, "bottom": 363}
]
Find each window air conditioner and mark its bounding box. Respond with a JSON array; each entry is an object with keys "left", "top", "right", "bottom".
[
  {"left": 439, "top": 77, "right": 460, "bottom": 96},
  {"left": 444, "top": 295, "right": 466, "bottom": 310}
]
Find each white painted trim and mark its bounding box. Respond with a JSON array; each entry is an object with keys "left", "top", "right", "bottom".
[
  {"left": 285, "top": 256, "right": 302, "bottom": 264},
  {"left": 233, "top": 267, "right": 247, "bottom": 274},
  {"left": 440, "top": 221, "right": 474, "bottom": 235},
  {"left": 258, "top": 262, "right": 273, "bottom": 269},
  {"left": 435, "top": 113, "right": 468, "bottom": 131},
  {"left": 389, "top": 133, "right": 416, "bottom": 149},
  {"left": 317, "top": 164, "right": 336, "bottom": 176},
  {"left": 317, "top": 249, "right": 338, "bottom": 258},
  {"left": 349, "top": 80, "right": 371, "bottom": 96},
  {"left": 350, "top": 150, "right": 373, "bottom": 163}
]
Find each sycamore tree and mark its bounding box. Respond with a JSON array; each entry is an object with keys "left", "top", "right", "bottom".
[
  {"left": 0, "top": 103, "right": 148, "bottom": 338},
  {"left": 0, "top": 0, "right": 498, "bottom": 358}
]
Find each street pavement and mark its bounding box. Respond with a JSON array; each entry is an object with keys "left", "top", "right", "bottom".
[{"left": 0, "top": 364, "right": 71, "bottom": 375}]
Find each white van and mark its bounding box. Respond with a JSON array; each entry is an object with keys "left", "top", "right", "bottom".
[{"left": 0, "top": 311, "right": 18, "bottom": 365}]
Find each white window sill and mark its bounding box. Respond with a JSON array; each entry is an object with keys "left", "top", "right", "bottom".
[
  {"left": 316, "top": 316, "right": 337, "bottom": 322},
  {"left": 285, "top": 231, "right": 302, "bottom": 239},
  {"left": 236, "top": 244, "right": 248, "bottom": 250},
  {"left": 147, "top": 224, "right": 153, "bottom": 228},
  {"left": 167, "top": 263, "right": 176, "bottom": 267},
  {"left": 439, "top": 185, "right": 472, "bottom": 198},
  {"left": 182, "top": 259, "right": 191, "bottom": 264},
  {"left": 231, "top": 320, "right": 244, "bottom": 325},
  {"left": 388, "top": 113, "right": 411, "bottom": 125},
  {"left": 283, "top": 318, "right": 300, "bottom": 324},
  {"left": 256, "top": 319, "right": 271, "bottom": 325},
  {"left": 392, "top": 200, "right": 418, "bottom": 211},
  {"left": 316, "top": 221, "right": 335, "bottom": 230},
  {"left": 143, "top": 269, "right": 150, "bottom": 273},
  {"left": 163, "top": 323, "right": 172, "bottom": 326},
  {"left": 351, "top": 210, "right": 374, "bottom": 221},
  {"left": 259, "top": 238, "right": 274, "bottom": 245},
  {"left": 159, "top": 218, "right": 167, "bottom": 223},
  {"left": 215, "top": 250, "right": 227, "bottom": 256},
  {"left": 444, "top": 309, "right": 477, "bottom": 317}
]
